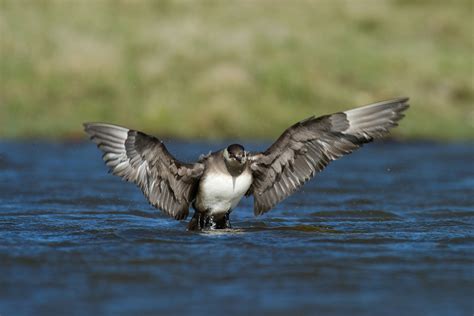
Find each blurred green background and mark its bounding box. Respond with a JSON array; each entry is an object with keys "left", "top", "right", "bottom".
[{"left": 1, "top": 0, "right": 473, "bottom": 140}]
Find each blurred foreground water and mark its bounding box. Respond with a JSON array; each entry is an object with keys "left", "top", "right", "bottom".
[{"left": 0, "top": 141, "right": 473, "bottom": 316}]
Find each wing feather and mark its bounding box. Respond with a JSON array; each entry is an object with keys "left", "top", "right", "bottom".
[
  {"left": 84, "top": 123, "right": 204, "bottom": 220},
  {"left": 248, "top": 97, "right": 409, "bottom": 215}
]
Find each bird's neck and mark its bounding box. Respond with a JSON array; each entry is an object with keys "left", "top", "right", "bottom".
[{"left": 224, "top": 159, "right": 246, "bottom": 177}]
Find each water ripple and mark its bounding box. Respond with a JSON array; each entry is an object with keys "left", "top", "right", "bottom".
[{"left": 0, "top": 141, "right": 473, "bottom": 316}]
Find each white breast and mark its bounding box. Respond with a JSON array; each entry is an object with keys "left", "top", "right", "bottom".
[{"left": 197, "top": 171, "right": 252, "bottom": 215}]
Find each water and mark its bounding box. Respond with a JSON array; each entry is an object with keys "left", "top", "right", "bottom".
[{"left": 0, "top": 141, "right": 473, "bottom": 316}]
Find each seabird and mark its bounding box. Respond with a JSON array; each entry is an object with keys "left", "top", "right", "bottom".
[{"left": 84, "top": 97, "right": 409, "bottom": 230}]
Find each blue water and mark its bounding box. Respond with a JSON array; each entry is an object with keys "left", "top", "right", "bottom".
[{"left": 0, "top": 141, "right": 473, "bottom": 316}]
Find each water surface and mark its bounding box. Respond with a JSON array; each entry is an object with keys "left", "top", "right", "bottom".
[{"left": 0, "top": 141, "right": 473, "bottom": 315}]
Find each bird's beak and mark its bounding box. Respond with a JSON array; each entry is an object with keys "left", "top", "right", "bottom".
[{"left": 235, "top": 156, "right": 242, "bottom": 162}]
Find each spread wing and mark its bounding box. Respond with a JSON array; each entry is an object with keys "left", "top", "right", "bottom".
[
  {"left": 248, "top": 97, "right": 409, "bottom": 215},
  {"left": 84, "top": 123, "right": 204, "bottom": 220}
]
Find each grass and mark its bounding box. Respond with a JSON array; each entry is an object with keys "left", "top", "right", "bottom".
[{"left": 0, "top": 0, "right": 473, "bottom": 140}]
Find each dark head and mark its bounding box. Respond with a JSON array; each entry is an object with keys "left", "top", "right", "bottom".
[{"left": 224, "top": 144, "right": 247, "bottom": 164}]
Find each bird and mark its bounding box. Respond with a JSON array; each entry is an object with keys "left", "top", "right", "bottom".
[{"left": 84, "top": 97, "right": 409, "bottom": 230}]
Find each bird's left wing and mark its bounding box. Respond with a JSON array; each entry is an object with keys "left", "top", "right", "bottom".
[
  {"left": 84, "top": 123, "right": 204, "bottom": 220},
  {"left": 247, "top": 97, "right": 409, "bottom": 215}
]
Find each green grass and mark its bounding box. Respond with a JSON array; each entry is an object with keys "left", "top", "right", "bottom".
[{"left": 1, "top": 0, "right": 473, "bottom": 140}]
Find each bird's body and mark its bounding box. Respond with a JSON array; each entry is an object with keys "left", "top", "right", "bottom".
[
  {"left": 187, "top": 151, "right": 253, "bottom": 229},
  {"left": 196, "top": 153, "right": 253, "bottom": 217},
  {"left": 84, "top": 97, "right": 409, "bottom": 230}
]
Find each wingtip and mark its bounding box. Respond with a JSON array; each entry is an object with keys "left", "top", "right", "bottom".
[
  {"left": 397, "top": 97, "right": 410, "bottom": 112},
  {"left": 82, "top": 122, "right": 102, "bottom": 136},
  {"left": 398, "top": 96, "right": 409, "bottom": 103},
  {"left": 382, "top": 96, "right": 410, "bottom": 107},
  {"left": 83, "top": 122, "right": 101, "bottom": 132},
  {"left": 83, "top": 123, "right": 93, "bottom": 137}
]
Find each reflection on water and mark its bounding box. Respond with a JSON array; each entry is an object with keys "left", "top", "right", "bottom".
[{"left": 0, "top": 141, "right": 473, "bottom": 316}]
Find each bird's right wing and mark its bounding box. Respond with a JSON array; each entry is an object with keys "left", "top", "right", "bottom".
[
  {"left": 248, "top": 97, "right": 409, "bottom": 215},
  {"left": 84, "top": 123, "right": 205, "bottom": 220}
]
